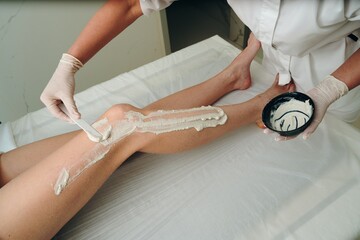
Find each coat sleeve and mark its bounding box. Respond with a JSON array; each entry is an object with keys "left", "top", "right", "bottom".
[{"left": 139, "top": 0, "right": 175, "bottom": 16}]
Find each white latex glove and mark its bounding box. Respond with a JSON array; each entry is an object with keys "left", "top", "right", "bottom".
[
  {"left": 41, "top": 53, "right": 83, "bottom": 122},
  {"left": 302, "top": 75, "right": 349, "bottom": 139},
  {"left": 270, "top": 75, "right": 349, "bottom": 141}
]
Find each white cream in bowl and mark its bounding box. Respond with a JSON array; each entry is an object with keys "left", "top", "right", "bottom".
[{"left": 270, "top": 99, "right": 313, "bottom": 131}]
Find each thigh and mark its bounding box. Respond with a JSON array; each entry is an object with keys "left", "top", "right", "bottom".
[{"left": 0, "top": 130, "right": 79, "bottom": 185}]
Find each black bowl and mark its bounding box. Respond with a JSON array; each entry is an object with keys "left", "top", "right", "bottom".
[{"left": 262, "top": 92, "right": 315, "bottom": 136}]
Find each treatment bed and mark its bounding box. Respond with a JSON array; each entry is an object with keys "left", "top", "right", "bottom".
[{"left": 1, "top": 36, "right": 360, "bottom": 240}]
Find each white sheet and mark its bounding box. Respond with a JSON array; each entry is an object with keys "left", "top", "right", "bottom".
[
  {"left": 0, "top": 122, "right": 16, "bottom": 152},
  {"left": 1, "top": 36, "right": 360, "bottom": 240}
]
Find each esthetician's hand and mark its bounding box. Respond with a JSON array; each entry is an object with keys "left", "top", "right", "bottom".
[
  {"left": 41, "top": 53, "right": 83, "bottom": 122},
  {"left": 267, "top": 75, "right": 349, "bottom": 141}
]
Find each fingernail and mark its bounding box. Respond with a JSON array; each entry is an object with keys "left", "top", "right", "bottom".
[{"left": 303, "top": 133, "right": 310, "bottom": 140}]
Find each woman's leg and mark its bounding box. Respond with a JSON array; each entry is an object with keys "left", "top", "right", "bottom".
[
  {"left": 0, "top": 131, "right": 79, "bottom": 185},
  {"left": 140, "top": 77, "right": 295, "bottom": 153},
  {"left": 0, "top": 105, "right": 147, "bottom": 239},
  {"left": 0, "top": 36, "right": 261, "bottom": 186}
]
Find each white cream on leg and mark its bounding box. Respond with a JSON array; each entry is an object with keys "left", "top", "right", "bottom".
[{"left": 53, "top": 106, "right": 227, "bottom": 195}]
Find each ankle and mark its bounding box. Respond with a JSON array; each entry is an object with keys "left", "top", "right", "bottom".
[{"left": 256, "top": 93, "right": 271, "bottom": 109}]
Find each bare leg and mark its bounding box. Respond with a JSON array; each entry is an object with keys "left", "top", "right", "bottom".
[
  {"left": 141, "top": 77, "right": 295, "bottom": 153},
  {"left": 0, "top": 38, "right": 261, "bottom": 186},
  {"left": 0, "top": 131, "right": 79, "bottom": 185},
  {"left": 0, "top": 106, "right": 144, "bottom": 239}
]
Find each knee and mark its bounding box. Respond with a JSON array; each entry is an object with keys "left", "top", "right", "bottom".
[
  {"left": 100, "top": 104, "right": 154, "bottom": 151},
  {"left": 103, "top": 103, "right": 140, "bottom": 122}
]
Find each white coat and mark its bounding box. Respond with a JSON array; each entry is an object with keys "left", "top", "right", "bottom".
[{"left": 140, "top": 0, "right": 360, "bottom": 122}]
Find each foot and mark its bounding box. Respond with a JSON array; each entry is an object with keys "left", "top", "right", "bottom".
[
  {"left": 255, "top": 75, "right": 296, "bottom": 128},
  {"left": 223, "top": 33, "right": 261, "bottom": 91}
]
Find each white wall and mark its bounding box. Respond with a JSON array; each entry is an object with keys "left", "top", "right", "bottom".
[{"left": 0, "top": 1, "right": 167, "bottom": 123}]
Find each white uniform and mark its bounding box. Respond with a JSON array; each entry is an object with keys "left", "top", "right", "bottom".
[{"left": 140, "top": 0, "right": 360, "bottom": 122}]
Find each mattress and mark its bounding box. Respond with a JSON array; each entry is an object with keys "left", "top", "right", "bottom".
[{"left": 1, "top": 36, "right": 360, "bottom": 240}]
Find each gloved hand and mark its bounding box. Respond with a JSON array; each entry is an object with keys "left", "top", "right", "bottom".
[
  {"left": 40, "top": 53, "right": 83, "bottom": 122},
  {"left": 270, "top": 75, "right": 349, "bottom": 141},
  {"left": 302, "top": 75, "right": 349, "bottom": 139}
]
